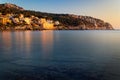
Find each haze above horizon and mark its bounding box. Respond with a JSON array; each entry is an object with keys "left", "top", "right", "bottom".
[{"left": 1, "top": 0, "right": 120, "bottom": 29}]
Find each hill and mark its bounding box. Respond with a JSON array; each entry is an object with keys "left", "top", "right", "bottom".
[{"left": 0, "top": 3, "right": 113, "bottom": 30}]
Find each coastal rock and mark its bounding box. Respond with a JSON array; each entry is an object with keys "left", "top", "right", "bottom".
[{"left": 69, "top": 15, "right": 113, "bottom": 30}]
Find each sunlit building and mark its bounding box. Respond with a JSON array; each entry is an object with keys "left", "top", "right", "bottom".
[
  {"left": 40, "top": 18, "right": 46, "bottom": 24},
  {"left": 54, "top": 21, "right": 60, "bottom": 26},
  {"left": 43, "top": 22, "right": 54, "bottom": 29},
  {"left": 24, "top": 18, "right": 31, "bottom": 24},
  {"left": 0, "top": 17, "right": 11, "bottom": 25},
  {"left": 14, "top": 18, "right": 20, "bottom": 23},
  {"left": 19, "top": 14, "right": 24, "bottom": 22},
  {"left": 40, "top": 18, "right": 55, "bottom": 29}
]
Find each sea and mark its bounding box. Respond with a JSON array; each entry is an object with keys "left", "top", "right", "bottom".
[{"left": 0, "top": 30, "right": 120, "bottom": 80}]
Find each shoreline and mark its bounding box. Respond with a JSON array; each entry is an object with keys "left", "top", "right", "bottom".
[{"left": 0, "top": 29, "right": 116, "bottom": 32}]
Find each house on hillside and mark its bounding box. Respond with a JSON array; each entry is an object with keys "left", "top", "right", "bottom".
[
  {"left": 24, "top": 18, "right": 31, "bottom": 24},
  {"left": 19, "top": 14, "right": 24, "bottom": 23},
  {"left": 0, "top": 16, "right": 11, "bottom": 25},
  {"left": 40, "top": 18, "right": 55, "bottom": 29}
]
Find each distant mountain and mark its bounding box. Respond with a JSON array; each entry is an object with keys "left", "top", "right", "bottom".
[{"left": 0, "top": 3, "right": 113, "bottom": 30}]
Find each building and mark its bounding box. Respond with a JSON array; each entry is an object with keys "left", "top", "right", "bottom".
[
  {"left": 40, "top": 18, "right": 46, "bottom": 24},
  {"left": 19, "top": 14, "right": 24, "bottom": 22},
  {"left": 0, "top": 17, "right": 11, "bottom": 25},
  {"left": 43, "top": 22, "right": 54, "bottom": 29},
  {"left": 0, "top": 13, "right": 2, "bottom": 16},
  {"left": 24, "top": 18, "right": 31, "bottom": 24},
  {"left": 6, "top": 14, "right": 12, "bottom": 18},
  {"left": 14, "top": 18, "right": 20, "bottom": 23},
  {"left": 19, "top": 14, "right": 24, "bottom": 19},
  {"left": 54, "top": 21, "right": 60, "bottom": 26},
  {"left": 40, "top": 18, "right": 55, "bottom": 29}
]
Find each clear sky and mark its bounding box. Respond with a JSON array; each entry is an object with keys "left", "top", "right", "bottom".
[{"left": 1, "top": 0, "right": 120, "bottom": 29}]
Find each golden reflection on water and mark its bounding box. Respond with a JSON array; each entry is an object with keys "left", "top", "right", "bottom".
[
  {"left": 14, "top": 31, "right": 32, "bottom": 56},
  {"left": 15, "top": 32, "right": 25, "bottom": 52},
  {"left": 1, "top": 31, "right": 12, "bottom": 50},
  {"left": 40, "top": 31, "right": 54, "bottom": 59},
  {"left": 3, "top": 31, "right": 32, "bottom": 58},
  {"left": 24, "top": 31, "right": 32, "bottom": 54},
  {"left": 1, "top": 31, "right": 54, "bottom": 58}
]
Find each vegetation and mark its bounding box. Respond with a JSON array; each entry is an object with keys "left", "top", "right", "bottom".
[{"left": 0, "top": 3, "right": 113, "bottom": 30}]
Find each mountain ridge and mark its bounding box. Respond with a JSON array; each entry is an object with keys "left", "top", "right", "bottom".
[{"left": 0, "top": 3, "right": 114, "bottom": 30}]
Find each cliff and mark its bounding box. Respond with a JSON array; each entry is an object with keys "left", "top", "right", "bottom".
[{"left": 0, "top": 3, "right": 113, "bottom": 30}]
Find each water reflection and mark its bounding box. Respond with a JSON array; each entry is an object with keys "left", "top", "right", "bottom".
[
  {"left": 0, "top": 31, "right": 120, "bottom": 80},
  {"left": 40, "top": 31, "right": 54, "bottom": 59},
  {"left": 1, "top": 31, "right": 12, "bottom": 53},
  {"left": 14, "top": 31, "right": 32, "bottom": 57},
  {"left": 24, "top": 31, "right": 32, "bottom": 55},
  {"left": 14, "top": 32, "right": 25, "bottom": 53}
]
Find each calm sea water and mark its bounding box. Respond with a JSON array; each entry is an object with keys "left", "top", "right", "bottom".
[{"left": 0, "top": 31, "right": 120, "bottom": 80}]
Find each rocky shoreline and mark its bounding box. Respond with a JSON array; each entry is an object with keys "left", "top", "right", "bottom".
[{"left": 0, "top": 25, "right": 114, "bottom": 31}]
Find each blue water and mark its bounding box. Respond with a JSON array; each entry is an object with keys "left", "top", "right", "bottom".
[{"left": 0, "top": 31, "right": 120, "bottom": 80}]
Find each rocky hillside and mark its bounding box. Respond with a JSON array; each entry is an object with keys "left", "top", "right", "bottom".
[
  {"left": 0, "top": 3, "right": 113, "bottom": 30},
  {"left": 0, "top": 3, "right": 24, "bottom": 11}
]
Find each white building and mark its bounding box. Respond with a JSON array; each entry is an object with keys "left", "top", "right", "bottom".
[{"left": 54, "top": 21, "right": 60, "bottom": 25}]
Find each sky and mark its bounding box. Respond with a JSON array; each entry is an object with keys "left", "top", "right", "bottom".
[{"left": 0, "top": 0, "right": 120, "bottom": 29}]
